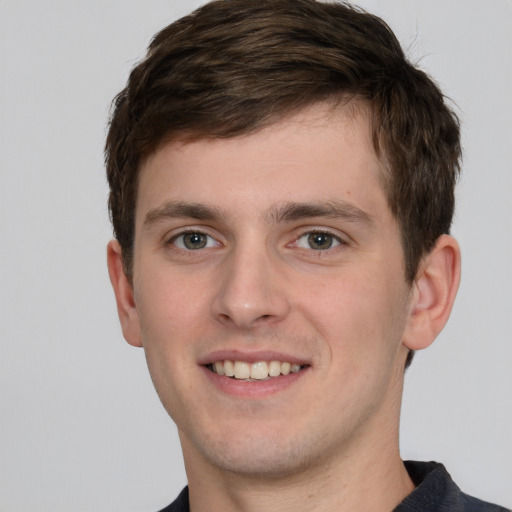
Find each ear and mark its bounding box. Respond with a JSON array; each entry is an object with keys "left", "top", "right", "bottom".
[
  {"left": 403, "top": 235, "right": 461, "bottom": 351},
  {"left": 106, "top": 239, "right": 143, "bottom": 347}
]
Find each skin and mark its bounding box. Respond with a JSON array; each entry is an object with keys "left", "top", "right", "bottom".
[{"left": 108, "top": 102, "right": 460, "bottom": 512}]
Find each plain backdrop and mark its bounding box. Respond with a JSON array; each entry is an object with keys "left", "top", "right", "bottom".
[{"left": 1, "top": 1, "right": 511, "bottom": 511}]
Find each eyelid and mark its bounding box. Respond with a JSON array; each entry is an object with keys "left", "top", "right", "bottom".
[
  {"left": 297, "top": 231, "right": 343, "bottom": 250},
  {"left": 175, "top": 233, "right": 217, "bottom": 250},
  {"left": 299, "top": 231, "right": 341, "bottom": 246},
  {"left": 291, "top": 226, "right": 348, "bottom": 244},
  {"left": 165, "top": 226, "right": 223, "bottom": 250}
]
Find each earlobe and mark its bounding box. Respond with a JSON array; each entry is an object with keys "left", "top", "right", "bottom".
[
  {"left": 403, "top": 235, "right": 461, "bottom": 351},
  {"left": 106, "top": 240, "right": 143, "bottom": 347}
]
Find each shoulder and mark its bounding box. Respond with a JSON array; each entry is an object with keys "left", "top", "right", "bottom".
[
  {"left": 394, "top": 461, "right": 510, "bottom": 512},
  {"left": 157, "top": 486, "right": 189, "bottom": 512}
]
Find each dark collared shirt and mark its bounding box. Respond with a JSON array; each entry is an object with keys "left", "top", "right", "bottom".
[
  {"left": 394, "top": 461, "right": 509, "bottom": 512},
  {"left": 158, "top": 460, "right": 510, "bottom": 512}
]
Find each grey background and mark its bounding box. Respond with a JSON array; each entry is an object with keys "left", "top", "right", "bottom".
[{"left": 1, "top": 1, "right": 511, "bottom": 511}]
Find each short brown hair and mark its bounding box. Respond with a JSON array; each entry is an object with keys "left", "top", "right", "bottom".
[{"left": 106, "top": 0, "right": 461, "bottom": 284}]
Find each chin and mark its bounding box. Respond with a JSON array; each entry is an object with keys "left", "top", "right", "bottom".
[
  {"left": 183, "top": 422, "right": 328, "bottom": 480},
  {"left": 207, "top": 443, "right": 313, "bottom": 479}
]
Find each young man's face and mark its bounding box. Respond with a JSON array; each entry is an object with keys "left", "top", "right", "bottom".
[{"left": 119, "top": 103, "right": 417, "bottom": 478}]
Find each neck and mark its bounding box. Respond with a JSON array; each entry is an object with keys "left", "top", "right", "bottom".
[{"left": 182, "top": 423, "right": 413, "bottom": 512}]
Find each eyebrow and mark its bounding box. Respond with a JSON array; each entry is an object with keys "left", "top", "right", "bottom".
[
  {"left": 268, "top": 200, "right": 375, "bottom": 228},
  {"left": 142, "top": 199, "right": 375, "bottom": 229},
  {"left": 143, "top": 201, "right": 224, "bottom": 228}
]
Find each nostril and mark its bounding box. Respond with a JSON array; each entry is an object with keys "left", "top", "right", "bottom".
[{"left": 211, "top": 270, "right": 291, "bottom": 328}]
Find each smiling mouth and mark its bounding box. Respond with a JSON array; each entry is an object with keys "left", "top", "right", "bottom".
[{"left": 207, "top": 360, "right": 307, "bottom": 381}]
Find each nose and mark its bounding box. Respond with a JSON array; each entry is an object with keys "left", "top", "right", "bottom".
[{"left": 211, "top": 245, "right": 290, "bottom": 330}]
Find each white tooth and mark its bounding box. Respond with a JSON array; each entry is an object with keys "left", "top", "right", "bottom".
[
  {"left": 290, "top": 363, "right": 301, "bottom": 373},
  {"left": 268, "top": 361, "right": 281, "bottom": 377},
  {"left": 213, "top": 361, "right": 224, "bottom": 376},
  {"left": 250, "top": 361, "right": 269, "bottom": 380},
  {"left": 224, "top": 360, "right": 235, "bottom": 377},
  {"left": 234, "top": 361, "right": 250, "bottom": 379},
  {"left": 281, "top": 362, "right": 291, "bottom": 375}
]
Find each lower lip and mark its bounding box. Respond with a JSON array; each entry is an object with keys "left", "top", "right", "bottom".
[{"left": 201, "top": 366, "right": 309, "bottom": 398}]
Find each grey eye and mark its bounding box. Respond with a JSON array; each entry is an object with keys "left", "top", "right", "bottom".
[
  {"left": 307, "top": 233, "right": 335, "bottom": 250},
  {"left": 173, "top": 232, "right": 217, "bottom": 250},
  {"left": 295, "top": 232, "right": 342, "bottom": 250},
  {"left": 183, "top": 233, "right": 208, "bottom": 249}
]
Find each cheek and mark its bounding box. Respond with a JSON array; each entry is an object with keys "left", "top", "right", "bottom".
[
  {"left": 304, "top": 274, "right": 409, "bottom": 413},
  {"left": 135, "top": 273, "right": 204, "bottom": 420},
  {"left": 136, "top": 268, "right": 211, "bottom": 339},
  {"left": 298, "top": 271, "right": 408, "bottom": 363},
  {"left": 134, "top": 269, "right": 210, "bottom": 388}
]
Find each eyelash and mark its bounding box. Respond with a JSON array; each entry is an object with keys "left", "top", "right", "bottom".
[
  {"left": 165, "top": 228, "right": 346, "bottom": 254},
  {"left": 166, "top": 230, "right": 219, "bottom": 251},
  {"left": 292, "top": 230, "right": 345, "bottom": 252}
]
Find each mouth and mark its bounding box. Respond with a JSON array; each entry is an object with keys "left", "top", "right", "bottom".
[{"left": 206, "top": 360, "right": 308, "bottom": 381}]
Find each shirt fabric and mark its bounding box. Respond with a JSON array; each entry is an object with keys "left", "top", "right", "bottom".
[{"left": 157, "top": 460, "right": 510, "bottom": 512}]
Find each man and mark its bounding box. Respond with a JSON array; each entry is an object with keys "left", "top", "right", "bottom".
[{"left": 105, "top": 1, "right": 509, "bottom": 511}]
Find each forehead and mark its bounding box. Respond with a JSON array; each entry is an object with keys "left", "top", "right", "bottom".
[{"left": 136, "top": 102, "right": 388, "bottom": 225}]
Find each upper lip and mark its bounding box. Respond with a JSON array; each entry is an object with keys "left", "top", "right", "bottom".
[{"left": 198, "top": 349, "right": 310, "bottom": 366}]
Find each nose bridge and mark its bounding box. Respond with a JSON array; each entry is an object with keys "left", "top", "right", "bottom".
[{"left": 212, "top": 235, "right": 289, "bottom": 329}]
